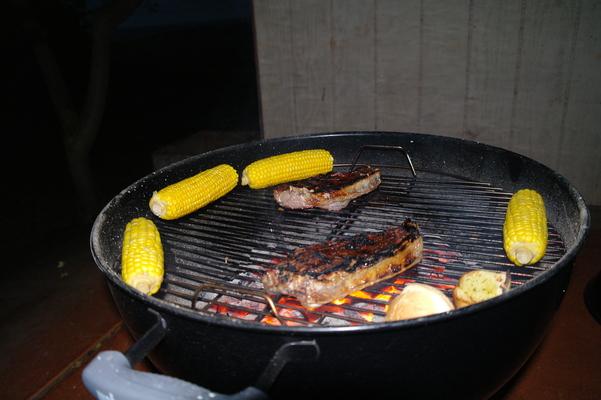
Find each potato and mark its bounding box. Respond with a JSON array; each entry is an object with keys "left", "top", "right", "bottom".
[
  {"left": 385, "top": 283, "right": 455, "bottom": 321},
  {"left": 452, "top": 270, "right": 510, "bottom": 308}
]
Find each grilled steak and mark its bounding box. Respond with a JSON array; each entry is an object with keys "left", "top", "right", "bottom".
[
  {"left": 273, "top": 166, "right": 381, "bottom": 211},
  {"left": 262, "top": 219, "right": 423, "bottom": 308}
]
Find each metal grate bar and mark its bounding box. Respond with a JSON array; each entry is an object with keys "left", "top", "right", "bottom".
[{"left": 151, "top": 168, "right": 565, "bottom": 327}]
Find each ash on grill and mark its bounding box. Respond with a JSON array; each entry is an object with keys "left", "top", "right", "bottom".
[
  {"left": 191, "top": 273, "right": 270, "bottom": 322},
  {"left": 190, "top": 272, "right": 397, "bottom": 326}
]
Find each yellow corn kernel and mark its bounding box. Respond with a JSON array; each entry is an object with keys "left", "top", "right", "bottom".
[
  {"left": 121, "top": 217, "right": 164, "bottom": 295},
  {"left": 149, "top": 164, "right": 238, "bottom": 220},
  {"left": 240, "top": 149, "right": 333, "bottom": 189},
  {"left": 503, "top": 189, "right": 548, "bottom": 266}
]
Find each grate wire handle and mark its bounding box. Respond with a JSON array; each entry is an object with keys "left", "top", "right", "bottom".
[{"left": 348, "top": 144, "right": 417, "bottom": 176}]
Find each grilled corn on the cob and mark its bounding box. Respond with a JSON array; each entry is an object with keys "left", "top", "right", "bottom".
[
  {"left": 503, "top": 189, "right": 548, "bottom": 266},
  {"left": 121, "top": 217, "right": 164, "bottom": 295},
  {"left": 241, "top": 149, "right": 333, "bottom": 189},
  {"left": 149, "top": 164, "right": 238, "bottom": 220}
]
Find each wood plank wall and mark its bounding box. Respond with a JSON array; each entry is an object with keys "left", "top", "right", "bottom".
[{"left": 253, "top": 0, "right": 601, "bottom": 205}]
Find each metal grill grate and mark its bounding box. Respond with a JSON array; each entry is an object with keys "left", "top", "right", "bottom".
[{"left": 150, "top": 166, "right": 565, "bottom": 327}]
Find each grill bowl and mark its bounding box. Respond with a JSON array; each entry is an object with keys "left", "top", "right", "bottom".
[{"left": 90, "top": 131, "right": 589, "bottom": 399}]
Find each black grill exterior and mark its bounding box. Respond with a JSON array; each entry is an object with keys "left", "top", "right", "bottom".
[{"left": 90, "top": 132, "right": 590, "bottom": 399}]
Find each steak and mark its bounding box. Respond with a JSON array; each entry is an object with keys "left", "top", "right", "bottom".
[
  {"left": 262, "top": 219, "right": 423, "bottom": 308},
  {"left": 273, "top": 166, "right": 381, "bottom": 211}
]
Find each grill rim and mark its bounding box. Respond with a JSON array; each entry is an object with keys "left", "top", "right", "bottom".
[{"left": 90, "top": 131, "right": 591, "bottom": 334}]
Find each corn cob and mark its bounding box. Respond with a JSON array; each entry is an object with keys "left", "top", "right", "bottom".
[
  {"left": 121, "top": 217, "right": 164, "bottom": 295},
  {"left": 503, "top": 189, "right": 548, "bottom": 266},
  {"left": 149, "top": 164, "right": 238, "bottom": 220},
  {"left": 240, "top": 149, "right": 334, "bottom": 189}
]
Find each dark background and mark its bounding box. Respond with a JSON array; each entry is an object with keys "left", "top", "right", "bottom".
[
  {"left": 6, "top": 0, "right": 260, "bottom": 255},
  {"left": 4, "top": 2, "right": 601, "bottom": 399}
]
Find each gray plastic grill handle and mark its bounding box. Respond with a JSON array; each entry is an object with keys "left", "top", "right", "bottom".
[{"left": 82, "top": 350, "right": 268, "bottom": 400}]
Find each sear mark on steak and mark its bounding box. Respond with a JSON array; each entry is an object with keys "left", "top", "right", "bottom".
[
  {"left": 261, "top": 219, "right": 423, "bottom": 309},
  {"left": 273, "top": 165, "right": 381, "bottom": 211}
]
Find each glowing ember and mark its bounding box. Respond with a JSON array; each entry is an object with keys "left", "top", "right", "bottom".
[
  {"left": 195, "top": 255, "right": 461, "bottom": 326},
  {"left": 261, "top": 315, "right": 281, "bottom": 325},
  {"left": 359, "top": 312, "right": 375, "bottom": 322},
  {"left": 277, "top": 296, "right": 321, "bottom": 323},
  {"left": 376, "top": 286, "right": 402, "bottom": 302},
  {"left": 350, "top": 290, "right": 372, "bottom": 300},
  {"left": 316, "top": 304, "right": 345, "bottom": 314},
  {"left": 277, "top": 296, "right": 302, "bottom": 306},
  {"left": 382, "top": 285, "right": 402, "bottom": 294},
  {"left": 259, "top": 315, "right": 305, "bottom": 327},
  {"left": 394, "top": 278, "right": 415, "bottom": 285},
  {"left": 208, "top": 286, "right": 401, "bottom": 326},
  {"left": 278, "top": 307, "right": 304, "bottom": 319},
  {"left": 374, "top": 293, "right": 392, "bottom": 302},
  {"left": 204, "top": 294, "right": 267, "bottom": 321},
  {"left": 241, "top": 278, "right": 416, "bottom": 326},
  {"left": 275, "top": 297, "right": 312, "bottom": 320},
  {"left": 208, "top": 304, "right": 251, "bottom": 319},
  {"left": 433, "top": 283, "right": 456, "bottom": 290}
]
